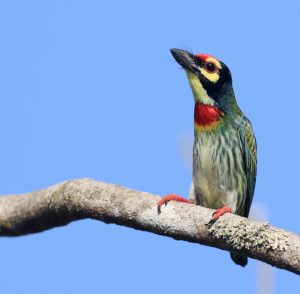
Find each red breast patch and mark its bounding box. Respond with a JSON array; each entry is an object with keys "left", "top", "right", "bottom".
[{"left": 194, "top": 102, "right": 222, "bottom": 127}]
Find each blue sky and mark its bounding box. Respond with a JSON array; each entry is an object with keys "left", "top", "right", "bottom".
[{"left": 0, "top": 0, "right": 299, "bottom": 293}]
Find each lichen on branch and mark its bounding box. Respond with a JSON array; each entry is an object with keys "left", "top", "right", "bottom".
[{"left": 0, "top": 178, "right": 299, "bottom": 275}]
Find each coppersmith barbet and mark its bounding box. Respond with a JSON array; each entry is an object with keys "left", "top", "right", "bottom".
[{"left": 158, "top": 49, "right": 257, "bottom": 267}]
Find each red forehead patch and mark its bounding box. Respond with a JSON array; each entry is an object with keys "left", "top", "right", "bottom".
[{"left": 196, "top": 54, "right": 217, "bottom": 61}]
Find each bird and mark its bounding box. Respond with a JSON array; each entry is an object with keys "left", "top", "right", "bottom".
[{"left": 157, "top": 48, "right": 257, "bottom": 267}]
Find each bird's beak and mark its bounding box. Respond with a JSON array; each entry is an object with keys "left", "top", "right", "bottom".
[{"left": 170, "top": 48, "right": 198, "bottom": 74}]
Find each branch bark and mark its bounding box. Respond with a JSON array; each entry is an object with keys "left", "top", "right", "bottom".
[{"left": 0, "top": 178, "right": 299, "bottom": 275}]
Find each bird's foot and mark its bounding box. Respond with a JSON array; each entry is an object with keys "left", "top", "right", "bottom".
[
  {"left": 157, "top": 194, "right": 191, "bottom": 214},
  {"left": 207, "top": 205, "right": 232, "bottom": 226},
  {"left": 212, "top": 205, "right": 232, "bottom": 221}
]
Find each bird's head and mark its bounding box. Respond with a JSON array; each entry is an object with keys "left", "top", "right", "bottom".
[{"left": 170, "top": 48, "right": 235, "bottom": 111}]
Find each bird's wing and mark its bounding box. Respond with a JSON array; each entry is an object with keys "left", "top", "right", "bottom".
[{"left": 238, "top": 116, "right": 257, "bottom": 217}]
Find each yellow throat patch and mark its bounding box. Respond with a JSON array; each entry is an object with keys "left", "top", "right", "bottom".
[{"left": 186, "top": 71, "right": 214, "bottom": 105}]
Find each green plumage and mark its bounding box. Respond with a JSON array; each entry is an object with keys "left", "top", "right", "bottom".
[
  {"left": 237, "top": 116, "right": 257, "bottom": 217},
  {"left": 170, "top": 48, "right": 257, "bottom": 267},
  {"left": 191, "top": 100, "right": 256, "bottom": 269},
  {"left": 191, "top": 112, "right": 257, "bottom": 219},
  {"left": 190, "top": 88, "right": 257, "bottom": 268}
]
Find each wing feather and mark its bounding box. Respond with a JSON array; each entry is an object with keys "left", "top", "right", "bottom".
[{"left": 238, "top": 117, "right": 257, "bottom": 217}]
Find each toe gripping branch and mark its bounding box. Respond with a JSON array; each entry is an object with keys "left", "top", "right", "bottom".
[
  {"left": 212, "top": 205, "right": 232, "bottom": 221},
  {"left": 157, "top": 194, "right": 191, "bottom": 214},
  {"left": 207, "top": 205, "right": 232, "bottom": 226}
]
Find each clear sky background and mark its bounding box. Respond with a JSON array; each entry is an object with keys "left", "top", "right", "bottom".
[{"left": 0, "top": 1, "right": 299, "bottom": 293}]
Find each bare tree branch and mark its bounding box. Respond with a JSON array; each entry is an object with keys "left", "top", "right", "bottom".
[{"left": 0, "top": 178, "right": 299, "bottom": 275}]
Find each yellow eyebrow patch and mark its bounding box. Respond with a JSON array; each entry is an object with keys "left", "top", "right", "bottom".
[
  {"left": 200, "top": 57, "right": 222, "bottom": 83},
  {"left": 205, "top": 57, "right": 222, "bottom": 69}
]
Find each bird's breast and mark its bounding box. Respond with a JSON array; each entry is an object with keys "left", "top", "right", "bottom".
[
  {"left": 194, "top": 102, "right": 223, "bottom": 131},
  {"left": 192, "top": 126, "right": 247, "bottom": 214}
]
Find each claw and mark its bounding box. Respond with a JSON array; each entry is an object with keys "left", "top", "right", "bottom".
[
  {"left": 206, "top": 205, "right": 232, "bottom": 226},
  {"left": 157, "top": 194, "right": 191, "bottom": 214},
  {"left": 212, "top": 205, "right": 232, "bottom": 221}
]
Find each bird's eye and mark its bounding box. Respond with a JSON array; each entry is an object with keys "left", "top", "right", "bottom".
[{"left": 204, "top": 62, "right": 217, "bottom": 73}]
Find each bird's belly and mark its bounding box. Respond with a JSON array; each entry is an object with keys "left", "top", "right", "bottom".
[
  {"left": 192, "top": 131, "right": 246, "bottom": 214},
  {"left": 193, "top": 170, "right": 238, "bottom": 211},
  {"left": 193, "top": 158, "right": 236, "bottom": 210}
]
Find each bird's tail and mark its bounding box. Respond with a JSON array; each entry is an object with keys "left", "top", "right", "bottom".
[{"left": 230, "top": 252, "right": 248, "bottom": 267}]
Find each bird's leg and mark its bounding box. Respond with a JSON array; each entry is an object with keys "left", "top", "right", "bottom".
[
  {"left": 211, "top": 205, "right": 232, "bottom": 221},
  {"left": 157, "top": 194, "right": 191, "bottom": 214}
]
